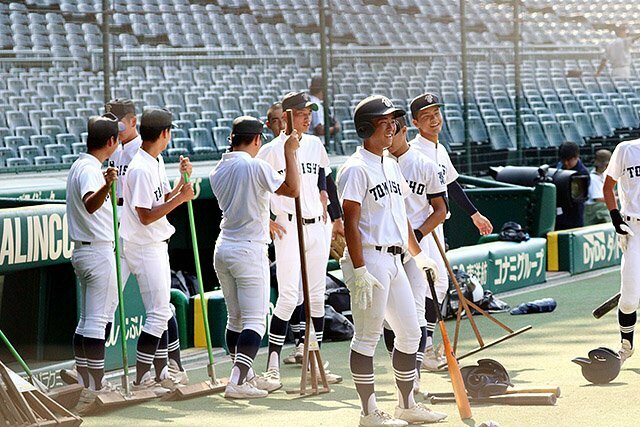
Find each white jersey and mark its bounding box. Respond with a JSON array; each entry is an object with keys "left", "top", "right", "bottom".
[
  {"left": 257, "top": 132, "right": 329, "bottom": 218},
  {"left": 108, "top": 135, "right": 142, "bottom": 201},
  {"left": 210, "top": 151, "right": 284, "bottom": 244},
  {"left": 120, "top": 148, "right": 175, "bottom": 244},
  {"left": 605, "top": 139, "right": 640, "bottom": 217},
  {"left": 410, "top": 134, "right": 458, "bottom": 187},
  {"left": 66, "top": 153, "right": 114, "bottom": 243},
  {"left": 388, "top": 147, "right": 447, "bottom": 228},
  {"left": 587, "top": 171, "right": 605, "bottom": 205},
  {"left": 605, "top": 37, "right": 632, "bottom": 69},
  {"left": 337, "top": 147, "right": 410, "bottom": 248},
  {"left": 309, "top": 94, "right": 324, "bottom": 132}
]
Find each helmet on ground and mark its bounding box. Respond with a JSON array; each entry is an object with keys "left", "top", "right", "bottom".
[
  {"left": 460, "top": 359, "right": 512, "bottom": 398},
  {"left": 572, "top": 347, "right": 621, "bottom": 384}
]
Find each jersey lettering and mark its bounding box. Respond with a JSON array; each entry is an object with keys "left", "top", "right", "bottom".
[
  {"left": 625, "top": 166, "right": 640, "bottom": 178},
  {"left": 153, "top": 186, "right": 163, "bottom": 202},
  {"left": 407, "top": 180, "right": 426, "bottom": 196},
  {"left": 300, "top": 162, "right": 320, "bottom": 175},
  {"left": 368, "top": 180, "right": 402, "bottom": 202}
]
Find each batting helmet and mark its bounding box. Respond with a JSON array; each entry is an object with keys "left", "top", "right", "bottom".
[
  {"left": 460, "top": 359, "right": 512, "bottom": 398},
  {"left": 572, "top": 347, "right": 621, "bottom": 384},
  {"left": 354, "top": 95, "right": 405, "bottom": 139}
]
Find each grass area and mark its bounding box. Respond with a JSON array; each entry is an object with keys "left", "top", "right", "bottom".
[{"left": 81, "top": 270, "right": 640, "bottom": 427}]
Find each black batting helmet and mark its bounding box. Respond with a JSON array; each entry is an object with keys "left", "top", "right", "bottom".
[
  {"left": 460, "top": 359, "right": 512, "bottom": 398},
  {"left": 354, "top": 95, "right": 405, "bottom": 139},
  {"left": 572, "top": 347, "right": 621, "bottom": 384}
]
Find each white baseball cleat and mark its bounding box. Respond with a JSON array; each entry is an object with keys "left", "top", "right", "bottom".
[
  {"left": 224, "top": 381, "right": 268, "bottom": 399},
  {"left": 131, "top": 372, "right": 171, "bottom": 397},
  {"left": 394, "top": 403, "right": 448, "bottom": 424},
  {"left": 251, "top": 368, "right": 283, "bottom": 393},
  {"left": 168, "top": 359, "right": 189, "bottom": 385},
  {"left": 359, "top": 410, "right": 408, "bottom": 427},
  {"left": 307, "top": 367, "right": 343, "bottom": 384},
  {"left": 619, "top": 339, "right": 634, "bottom": 364},
  {"left": 421, "top": 346, "right": 446, "bottom": 372},
  {"left": 59, "top": 366, "right": 79, "bottom": 385},
  {"left": 80, "top": 380, "right": 117, "bottom": 404},
  {"left": 283, "top": 344, "right": 303, "bottom": 365}
]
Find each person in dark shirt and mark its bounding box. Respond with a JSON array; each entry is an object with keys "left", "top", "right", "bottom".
[{"left": 556, "top": 141, "right": 590, "bottom": 230}]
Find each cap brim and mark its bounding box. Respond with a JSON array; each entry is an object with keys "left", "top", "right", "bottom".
[
  {"left": 290, "top": 102, "right": 318, "bottom": 111},
  {"left": 418, "top": 103, "right": 444, "bottom": 112},
  {"left": 381, "top": 107, "right": 405, "bottom": 118}
]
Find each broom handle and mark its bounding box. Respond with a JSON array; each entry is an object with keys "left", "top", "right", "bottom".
[{"left": 0, "top": 329, "right": 33, "bottom": 378}]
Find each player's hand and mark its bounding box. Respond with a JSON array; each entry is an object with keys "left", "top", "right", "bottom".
[
  {"left": 103, "top": 167, "right": 118, "bottom": 185},
  {"left": 320, "top": 190, "right": 329, "bottom": 223},
  {"left": 471, "top": 212, "right": 493, "bottom": 236},
  {"left": 610, "top": 209, "right": 632, "bottom": 235},
  {"left": 332, "top": 218, "right": 345, "bottom": 240},
  {"left": 413, "top": 251, "right": 439, "bottom": 283},
  {"left": 284, "top": 130, "right": 300, "bottom": 153},
  {"left": 269, "top": 220, "right": 286, "bottom": 240},
  {"left": 179, "top": 155, "right": 193, "bottom": 178},
  {"left": 351, "top": 266, "right": 383, "bottom": 310},
  {"left": 179, "top": 182, "right": 195, "bottom": 202}
]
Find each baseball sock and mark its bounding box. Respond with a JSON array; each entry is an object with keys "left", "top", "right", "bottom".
[
  {"left": 350, "top": 350, "right": 377, "bottom": 416},
  {"left": 104, "top": 322, "right": 112, "bottom": 340},
  {"left": 618, "top": 309, "right": 636, "bottom": 347},
  {"left": 416, "top": 326, "right": 427, "bottom": 379},
  {"left": 383, "top": 327, "right": 395, "bottom": 358},
  {"left": 73, "top": 333, "right": 89, "bottom": 387},
  {"left": 312, "top": 316, "right": 324, "bottom": 348},
  {"left": 226, "top": 328, "right": 240, "bottom": 361},
  {"left": 393, "top": 349, "right": 417, "bottom": 409},
  {"left": 290, "top": 304, "right": 304, "bottom": 346},
  {"left": 83, "top": 336, "right": 106, "bottom": 390},
  {"left": 231, "top": 330, "right": 261, "bottom": 385},
  {"left": 167, "top": 315, "right": 183, "bottom": 371},
  {"left": 153, "top": 330, "right": 169, "bottom": 381},
  {"left": 425, "top": 297, "right": 437, "bottom": 349},
  {"left": 135, "top": 331, "right": 160, "bottom": 384},
  {"left": 267, "top": 315, "right": 288, "bottom": 370}
]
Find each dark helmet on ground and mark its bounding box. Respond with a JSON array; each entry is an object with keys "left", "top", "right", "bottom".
[
  {"left": 354, "top": 95, "right": 405, "bottom": 139},
  {"left": 572, "top": 347, "right": 621, "bottom": 384}
]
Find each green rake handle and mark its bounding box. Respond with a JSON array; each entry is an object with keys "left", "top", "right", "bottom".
[
  {"left": 111, "top": 181, "right": 131, "bottom": 395},
  {"left": 184, "top": 173, "right": 216, "bottom": 379},
  {"left": 0, "top": 328, "right": 34, "bottom": 378}
]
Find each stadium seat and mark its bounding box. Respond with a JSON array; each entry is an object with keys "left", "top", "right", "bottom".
[
  {"left": 65, "top": 116, "right": 86, "bottom": 138},
  {"left": 30, "top": 135, "right": 52, "bottom": 155},
  {"left": 600, "top": 106, "right": 622, "bottom": 130},
  {"left": 62, "top": 154, "right": 80, "bottom": 164},
  {"left": 212, "top": 126, "right": 231, "bottom": 152},
  {"left": 195, "top": 119, "right": 215, "bottom": 132},
  {"left": 188, "top": 127, "right": 217, "bottom": 154},
  {"left": 34, "top": 155, "right": 57, "bottom": 165},
  {"left": 523, "top": 122, "right": 548, "bottom": 148},
  {"left": 174, "top": 120, "right": 194, "bottom": 132},
  {"left": 172, "top": 138, "right": 194, "bottom": 153},
  {"left": 618, "top": 105, "right": 639, "bottom": 129},
  {"left": 589, "top": 112, "right": 614, "bottom": 137},
  {"left": 6, "top": 158, "right": 30, "bottom": 167},
  {"left": 15, "top": 126, "right": 37, "bottom": 141},
  {"left": 541, "top": 121, "right": 564, "bottom": 147},
  {"left": 45, "top": 143, "right": 69, "bottom": 162},
  {"left": 340, "top": 139, "right": 360, "bottom": 155},
  {"left": 4, "top": 136, "right": 26, "bottom": 154},
  {"left": 486, "top": 123, "right": 514, "bottom": 150},
  {"left": 72, "top": 142, "right": 87, "bottom": 154},
  {"left": 447, "top": 117, "right": 465, "bottom": 145},
  {"left": 56, "top": 133, "right": 78, "bottom": 149},
  {"left": 0, "top": 147, "right": 15, "bottom": 167},
  {"left": 559, "top": 121, "right": 585, "bottom": 146},
  {"left": 19, "top": 145, "right": 39, "bottom": 164},
  {"left": 41, "top": 125, "right": 64, "bottom": 140}
]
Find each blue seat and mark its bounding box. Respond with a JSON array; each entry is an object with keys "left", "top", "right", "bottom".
[
  {"left": 72, "top": 142, "right": 87, "bottom": 154},
  {"left": 195, "top": 119, "right": 215, "bottom": 132},
  {"left": 559, "top": 121, "right": 585, "bottom": 146},
  {"left": 6, "top": 158, "right": 30, "bottom": 167},
  {"left": 15, "top": 126, "right": 37, "bottom": 141},
  {"left": 19, "top": 145, "right": 40, "bottom": 164},
  {"left": 45, "top": 143, "right": 69, "bottom": 162},
  {"left": 179, "top": 112, "right": 198, "bottom": 124},
  {"left": 6, "top": 110, "right": 29, "bottom": 128},
  {"left": 486, "top": 123, "right": 514, "bottom": 150},
  {"left": 572, "top": 113, "right": 597, "bottom": 138},
  {"left": 65, "top": 116, "right": 86, "bottom": 138},
  {"left": 618, "top": 105, "right": 639, "bottom": 129},
  {"left": 30, "top": 135, "right": 52, "bottom": 155},
  {"left": 601, "top": 105, "right": 622, "bottom": 130},
  {"left": 523, "top": 122, "right": 548, "bottom": 148},
  {"left": 56, "top": 133, "right": 78, "bottom": 149},
  {"left": 41, "top": 125, "right": 64, "bottom": 140},
  {"left": 4, "top": 136, "right": 26, "bottom": 154},
  {"left": 173, "top": 120, "right": 194, "bottom": 132},
  {"left": 0, "top": 147, "right": 15, "bottom": 167},
  {"left": 446, "top": 117, "right": 465, "bottom": 145},
  {"left": 589, "top": 112, "right": 614, "bottom": 137},
  {"left": 61, "top": 154, "right": 79, "bottom": 164},
  {"left": 172, "top": 138, "right": 193, "bottom": 153},
  {"left": 188, "top": 127, "right": 216, "bottom": 154},
  {"left": 34, "top": 155, "right": 57, "bottom": 165},
  {"left": 468, "top": 116, "right": 488, "bottom": 142},
  {"left": 541, "top": 121, "right": 564, "bottom": 147},
  {"left": 212, "top": 126, "right": 232, "bottom": 152}
]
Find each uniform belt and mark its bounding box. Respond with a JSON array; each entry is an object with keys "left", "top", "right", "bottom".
[
  {"left": 73, "top": 241, "right": 113, "bottom": 247},
  {"left": 117, "top": 198, "right": 123, "bottom": 206},
  {"left": 624, "top": 215, "right": 640, "bottom": 222},
  {"left": 374, "top": 245, "right": 403, "bottom": 255},
  {"left": 286, "top": 214, "right": 322, "bottom": 225}
]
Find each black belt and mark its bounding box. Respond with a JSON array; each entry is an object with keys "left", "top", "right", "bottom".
[
  {"left": 625, "top": 216, "right": 640, "bottom": 222},
  {"left": 81, "top": 241, "right": 91, "bottom": 245},
  {"left": 117, "top": 198, "right": 123, "bottom": 206},
  {"left": 375, "top": 245, "right": 403, "bottom": 255},
  {"left": 286, "top": 214, "right": 322, "bottom": 225}
]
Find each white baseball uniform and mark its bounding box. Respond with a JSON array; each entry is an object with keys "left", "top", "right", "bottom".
[
  {"left": 388, "top": 147, "right": 447, "bottom": 315},
  {"left": 120, "top": 148, "right": 174, "bottom": 338},
  {"left": 337, "top": 147, "right": 420, "bottom": 357},
  {"left": 210, "top": 151, "right": 285, "bottom": 337},
  {"left": 604, "top": 37, "right": 633, "bottom": 79},
  {"left": 257, "top": 132, "right": 330, "bottom": 319},
  {"left": 66, "top": 153, "right": 117, "bottom": 340},
  {"left": 410, "top": 134, "right": 458, "bottom": 300},
  {"left": 604, "top": 139, "right": 640, "bottom": 312}
]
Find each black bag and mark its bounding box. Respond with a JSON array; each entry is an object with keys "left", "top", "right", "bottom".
[
  {"left": 323, "top": 305, "right": 354, "bottom": 342},
  {"left": 498, "top": 221, "right": 530, "bottom": 242},
  {"left": 325, "top": 273, "right": 352, "bottom": 322}
]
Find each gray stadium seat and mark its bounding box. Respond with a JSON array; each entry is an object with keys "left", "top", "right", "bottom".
[
  {"left": 19, "top": 145, "right": 40, "bottom": 164},
  {"left": 212, "top": 126, "right": 231, "bottom": 152},
  {"left": 45, "top": 143, "right": 69, "bottom": 162},
  {"left": 188, "top": 127, "right": 216, "bottom": 154},
  {"left": 72, "top": 142, "right": 87, "bottom": 154},
  {"left": 4, "top": 136, "right": 26, "bottom": 154},
  {"left": 541, "top": 121, "right": 564, "bottom": 147},
  {"left": 6, "top": 158, "right": 30, "bottom": 167},
  {"left": 559, "top": 121, "right": 585, "bottom": 146},
  {"left": 172, "top": 138, "right": 193, "bottom": 153},
  {"left": 30, "top": 135, "right": 52, "bottom": 155},
  {"left": 62, "top": 153, "right": 80, "bottom": 164},
  {"left": 35, "top": 155, "right": 57, "bottom": 165},
  {"left": 0, "top": 147, "right": 15, "bottom": 167}
]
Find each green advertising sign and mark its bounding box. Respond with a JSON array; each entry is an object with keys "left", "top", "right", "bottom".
[{"left": 550, "top": 224, "right": 621, "bottom": 275}]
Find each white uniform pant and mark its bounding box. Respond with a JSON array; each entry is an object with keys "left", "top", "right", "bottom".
[
  {"left": 123, "top": 240, "right": 173, "bottom": 338},
  {"left": 71, "top": 243, "right": 117, "bottom": 340},
  {"left": 343, "top": 248, "right": 421, "bottom": 357},
  {"left": 214, "top": 240, "right": 270, "bottom": 337},
  {"left": 620, "top": 220, "right": 640, "bottom": 313},
  {"left": 419, "top": 224, "right": 448, "bottom": 302},
  {"left": 107, "top": 237, "right": 131, "bottom": 319},
  {"left": 273, "top": 214, "right": 327, "bottom": 319},
  {"left": 612, "top": 66, "right": 631, "bottom": 80},
  {"left": 400, "top": 256, "right": 428, "bottom": 328}
]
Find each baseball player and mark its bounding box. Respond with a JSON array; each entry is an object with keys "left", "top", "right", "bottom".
[
  {"left": 65, "top": 113, "right": 120, "bottom": 400},
  {"left": 409, "top": 93, "right": 493, "bottom": 370},
  {"left": 595, "top": 25, "right": 640, "bottom": 79},
  {"left": 105, "top": 99, "right": 188, "bottom": 385},
  {"left": 257, "top": 92, "right": 341, "bottom": 385},
  {"left": 383, "top": 113, "right": 448, "bottom": 397},
  {"left": 603, "top": 138, "right": 640, "bottom": 364},
  {"left": 210, "top": 116, "right": 300, "bottom": 398},
  {"left": 338, "top": 95, "right": 447, "bottom": 426},
  {"left": 119, "top": 108, "right": 194, "bottom": 393}
]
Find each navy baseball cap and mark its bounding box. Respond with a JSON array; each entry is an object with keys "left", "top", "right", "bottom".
[
  {"left": 140, "top": 108, "right": 175, "bottom": 129},
  {"left": 410, "top": 93, "right": 444, "bottom": 118},
  {"left": 105, "top": 98, "right": 136, "bottom": 120},
  {"left": 282, "top": 91, "right": 318, "bottom": 111},
  {"left": 231, "top": 116, "right": 264, "bottom": 136},
  {"left": 87, "top": 113, "right": 120, "bottom": 146}
]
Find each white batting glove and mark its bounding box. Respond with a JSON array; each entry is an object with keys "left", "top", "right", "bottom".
[
  {"left": 351, "top": 267, "right": 383, "bottom": 310},
  {"left": 413, "top": 251, "right": 439, "bottom": 283},
  {"left": 619, "top": 225, "right": 635, "bottom": 252}
]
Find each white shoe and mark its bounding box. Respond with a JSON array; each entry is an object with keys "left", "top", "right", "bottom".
[
  {"left": 359, "top": 410, "right": 408, "bottom": 427},
  {"left": 421, "top": 347, "right": 445, "bottom": 372},
  {"left": 60, "top": 365, "right": 78, "bottom": 385},
  {"left": 80, "top": 380, "right": 117, "bottom": 404},
  {"left": 224, "top": 381, "right": 268, "bottom": 399},
  {"left": 251, "top": 369, "right": 282, "bottom": 393},
  {"left": 131, "top": 372, "right": 169, "bottom": 397},
  {"left": 168, "top": 359, "right": 189, "bottom": 385},
  {"left": 620, "top": 339, "right": 635, "bottom": 364},
  {"left": 307, "top": 367, "right": 342, "bottom": 384},
  {"left": 283, "top": 344, "right": 304, "bottom": 365},
  {"left": 412, "top": 375, "right": 429, "bottom": 400},
  {"left": 394, "top": 403, "right": 448, "bottom": 424}
]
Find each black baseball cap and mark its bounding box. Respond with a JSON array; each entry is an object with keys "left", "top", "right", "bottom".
[
  {"left": 140, "top": 108, "right": 175, "bottom": 129},
  {"left": 105, "top": 98, "right": 136, "bottom": 120},
  {"left": 232, "top": 116, "right": 264, "bottom": 136},
  {"left": 410, "top": 93, "right": 444, "bottom": 118},
  {"left": 87, "top": 113, "right": 120, "bottom": 147},
  {"left": 282, "top": 91, "right": 318, "bottom": 111}
]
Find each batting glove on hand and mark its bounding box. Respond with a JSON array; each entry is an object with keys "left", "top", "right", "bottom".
[
  {"left": 351, "top": 266, "right": 383, "bottom": 310},
  {"left": 413, "top": 251, "right": 439, "bottom": 283},
  {"left": 610, "top": 209, "right": 633, "bottom": 235}
]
